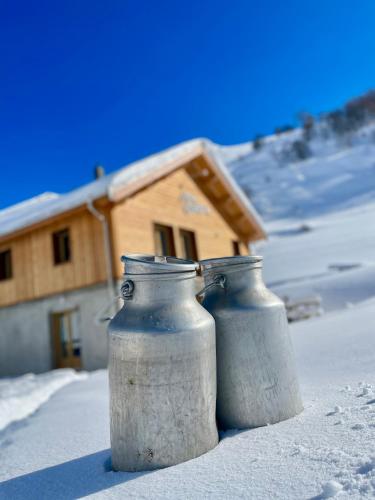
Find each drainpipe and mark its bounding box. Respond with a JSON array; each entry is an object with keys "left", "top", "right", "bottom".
[{"left": 87, "top": 200, "right": 116, "bottom": 304}]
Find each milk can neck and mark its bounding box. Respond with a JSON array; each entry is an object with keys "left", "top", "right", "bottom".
[
  {"left": 225, "top": 266, "right": 264, "bottom": 289},
  {"left": 120, "top": 254, "right": 199, "bottom": 303},
  {"left": 122, "top": 273, "right": 197, "bottom": 304},
  {"left": 200, "top": 256, "right": 264, "bottom": 291}
]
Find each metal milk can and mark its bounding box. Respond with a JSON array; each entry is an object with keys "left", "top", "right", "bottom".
[
  {"left": 200, "top": 255, "right": 303, "bottom": 430},
  {"left": 108, "top": 254, "right": 218, "bottom": 472}
]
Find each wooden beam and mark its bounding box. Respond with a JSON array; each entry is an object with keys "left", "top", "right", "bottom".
[
  {"left": 111, "top": 144, "right": 205, "bottom": 202},
  {"left": 205, "top": 177, "right": 226, "bottom": 199},
  {"left": 186, "top": 161, "right": 212, "bottom": 180},
  {"left": 200, "top": 151, "right": 267, "bottom": 241}
]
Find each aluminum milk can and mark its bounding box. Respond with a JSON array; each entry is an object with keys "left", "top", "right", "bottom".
[
  {"left": 108, "top": 254, "right": 218, "bottom": 472},
  {"left": 200, "top": 255, "right": 303, "bottom": 430}
]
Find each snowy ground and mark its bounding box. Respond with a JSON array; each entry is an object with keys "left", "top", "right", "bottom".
[
  {"left": 260, "top": 201, "right": 375, "bottom": 314},
  {"left": 0, "top": 300, "right": 374, "bottom": 499},
  {"left": 0, "top": 370, "right": 87, "bottom": 433},
  {"left": 1, "top": 126, "right": 375, "bottom": 498}
]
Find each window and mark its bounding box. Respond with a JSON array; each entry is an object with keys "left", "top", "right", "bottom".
[
  {"left": 180, "top": 229, "right": 198, "bottom": 261},
  {"left": 232, "top": 240, "right": 241, "bottom": 256},
  {"left": 51, "top": 309, "right": 81, "bottom": 369},
  {"left": 154, "top": 224, "right": 176, "bottom": 256},
  {"left": 0, "top": 249, "right": 12, "bottom": 281},
  {"left": 53, "top": 228, "right": 71, "bottom": 265}
]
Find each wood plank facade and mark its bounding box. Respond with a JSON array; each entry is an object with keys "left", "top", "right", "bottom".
[
  {"left": 0, "top": 210, "right": 108, "bottom": 307},
  {"left": 0, "top": 150, "right": 263, "bottom": 310},
  {"left": 110, "top": 167, "right": 248, "bottom": 278}
]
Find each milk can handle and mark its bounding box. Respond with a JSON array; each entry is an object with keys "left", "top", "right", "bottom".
[
  {"left": 196, "top": 274, "right": 226, "bottom": 302},
  {"left": 121, "top": 280, "right": 135, "bottom": 300}
]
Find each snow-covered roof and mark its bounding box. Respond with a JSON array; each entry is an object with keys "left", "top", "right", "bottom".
[{"left": 0, "top": 139, "right": 266, "bottom": 240}]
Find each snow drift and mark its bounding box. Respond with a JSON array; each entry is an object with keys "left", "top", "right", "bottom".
[{"left": 0, "top": 369, "right": 87, "bottom": 432}]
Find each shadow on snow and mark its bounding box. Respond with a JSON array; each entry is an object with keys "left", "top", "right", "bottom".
[{"left": 0, "top": 449, "right": 151, "bottom": 499}]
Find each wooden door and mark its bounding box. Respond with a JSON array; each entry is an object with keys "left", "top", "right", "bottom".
[{"left": 51, "top": 309, "right": 82, "bottom": 369}]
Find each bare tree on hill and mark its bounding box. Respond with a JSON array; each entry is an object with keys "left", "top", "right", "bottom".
[{"left": 253, "top": 134, "right": 264, "bottom": 151}]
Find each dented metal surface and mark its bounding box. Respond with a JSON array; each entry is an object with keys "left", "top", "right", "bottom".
[
  {"left": 200, "top": 255, "right": 303, "bottom": 430},
  {"left": 108, "top": 254, "right": 218, "bottom": 472}
]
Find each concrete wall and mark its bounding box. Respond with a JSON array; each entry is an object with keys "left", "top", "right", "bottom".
[{"left": 0, "top": 283, "right": 117, "bottom": 377}]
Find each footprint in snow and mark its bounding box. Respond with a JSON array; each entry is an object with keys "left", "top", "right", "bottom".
[{"left": 351, "top": 423, "right": 365, "bottom": 430}]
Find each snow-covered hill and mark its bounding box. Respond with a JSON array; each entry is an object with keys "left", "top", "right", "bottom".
[
  {"left": 217, "top": 123, "right": 375, "bottom": 221},
  {"left": 214, "top": 123, "right": 375, "bottom": 317}
]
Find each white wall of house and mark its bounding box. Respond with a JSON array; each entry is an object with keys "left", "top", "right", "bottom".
[{"left": 0, "top": 283, "right": 116, "bottom": 377}]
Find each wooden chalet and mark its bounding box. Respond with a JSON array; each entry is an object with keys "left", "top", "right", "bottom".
[{"left": 0, "top": 139, "right": 266, "bottom": 375}]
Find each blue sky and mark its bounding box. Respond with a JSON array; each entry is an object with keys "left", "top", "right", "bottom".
[{"left": 1, "top": 0, "right": 375, "bottom": 209}]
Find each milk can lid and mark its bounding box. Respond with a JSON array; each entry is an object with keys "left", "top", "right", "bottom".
[
  {"left": 121, "top": 254, "right": 198, "bottom": 275},
  {"left": 200, "top": 255, "right": 263, "bottom": 272}
]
